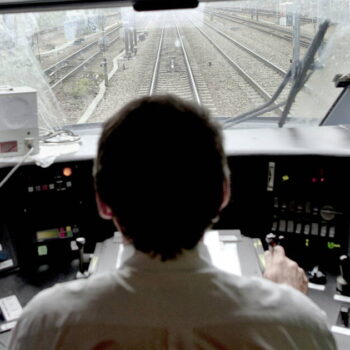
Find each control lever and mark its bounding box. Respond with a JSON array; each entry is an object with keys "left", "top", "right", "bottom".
[
  {"left": 265, "top": 233, "right": 285, "bottom": 249},
  {"left": 336, "top": 255, "right": 350, "bottom": 296},
  {"left": 340, "top": 306, "right": 350, "bottom": 328},
  {"left": 76, "top": 237, "right": 91, "bottom": 279},
  {"left": 308, "top": 265, "right": 327, "bottom": 285}
]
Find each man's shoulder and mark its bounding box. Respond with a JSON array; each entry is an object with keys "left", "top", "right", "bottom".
[
  {"left": 214, "top": 270, "right": 327, "bottom": 326},
  {"left": 23, "top": 270, "right": 124, "bottom": 318}
]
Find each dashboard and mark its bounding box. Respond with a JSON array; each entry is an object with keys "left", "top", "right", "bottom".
[{"left": 0, "top": 124, "right": 350, "bottom": 349}]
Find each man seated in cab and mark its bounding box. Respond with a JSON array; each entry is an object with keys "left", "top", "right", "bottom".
[{"left": 9, "top": 95, "right": 336, "bottom": 349}]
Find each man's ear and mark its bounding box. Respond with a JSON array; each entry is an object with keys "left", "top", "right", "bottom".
[
  {"left": 95, "top": 193, "right": 113, "bottom": 220},
  {"left": 220, "top": 176, "right": 231, "bottom": 211}
]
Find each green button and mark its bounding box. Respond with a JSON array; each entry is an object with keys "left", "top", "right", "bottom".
[{"left": 38, "top": 245, "right": 48, "bottom": 256}]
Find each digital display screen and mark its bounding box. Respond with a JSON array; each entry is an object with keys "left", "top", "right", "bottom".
[
  {"left": 36, "top": 226, "right": 74, "bottom": 242},
  {"left": 0, "top": 141, "right": 17, "bottom": 153}
]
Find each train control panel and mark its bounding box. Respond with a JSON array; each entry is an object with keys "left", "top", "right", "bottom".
[
  {"left": 1, "top": 0, "right": 350, "bottom": 348},
  {"left": 0, "top": 124, "right": 349, "bottom": 349}
]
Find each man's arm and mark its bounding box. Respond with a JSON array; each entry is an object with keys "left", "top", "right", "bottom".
[{"left": 263, "top": 245, "right": 309, "bottom": 294}]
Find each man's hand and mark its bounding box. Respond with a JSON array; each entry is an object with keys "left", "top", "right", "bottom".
[{"left": 263, "top": 245, "right": 308, "bottom": 294}]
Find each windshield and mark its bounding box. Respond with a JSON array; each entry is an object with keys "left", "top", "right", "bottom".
[{"left": 0, "top": 0, "right": 349, "bottom": 130}]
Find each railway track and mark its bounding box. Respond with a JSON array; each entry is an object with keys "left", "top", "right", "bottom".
[
  {"left": 201, "top": 19, "right": 287, "bottom": 77},
  {"left": 218, "top": 7, "right": 316, "bottom": 25},
  {"left": 44, "top": 24, "right": 121, "bottom": 88},
  {"left": 205, "top": 9, "right": 313, "bottom": 48},
  {"left": 188, "top": 14, "right": 289, "bottom": 113},
  {"left": 146, "top": 25, "right": 200, "bottom": 102},
  {"left": 137, "top": 21, "right": 216, "bottom": 114}
]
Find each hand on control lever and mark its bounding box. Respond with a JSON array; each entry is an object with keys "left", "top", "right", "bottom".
[
  {"left": 265, "top": 232, "right": 285, "bottom": 248},
  {"left": 263, "top": 245, "right": 308, "bottom": 294},
  {"left": 76, "top": 237, "right": 90, "bottom": 278}
]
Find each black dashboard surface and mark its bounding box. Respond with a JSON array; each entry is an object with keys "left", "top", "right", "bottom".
[{"left": 0, "top": 125, "right": 350, "bottom": 348}]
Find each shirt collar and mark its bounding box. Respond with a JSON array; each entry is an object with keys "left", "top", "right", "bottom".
[{"left": 119, "top": 242, "right": 213, "bottom": 271}]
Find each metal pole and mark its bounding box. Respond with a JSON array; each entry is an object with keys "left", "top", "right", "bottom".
[
  {"left": 292, "top": 0, "right": 301, "bottom": 79},
  {"left": 124, "top": 27, "right": 129, "bottom": 55},
  {"left": 129, "top": 28, "right": 134, "bottom": 55},
  {"left": 100, "top": 14, "right": 108, "bottom": 87},
  {"left": 133, "top": 28, "right": 137, "bottom": 44},
  {"left": 36, "top": 32, "right": 41, "bottom": 62},
  {"left": 103, "top": 58, "right": 108, "bottom": 87}
]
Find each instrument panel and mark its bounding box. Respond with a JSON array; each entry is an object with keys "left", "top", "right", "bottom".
[{"left": 0, "top": 154, "right": 349, "bottom": 348}]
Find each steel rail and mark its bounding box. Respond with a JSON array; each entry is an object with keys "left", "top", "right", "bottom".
[
  {"left": 149, "top": 25, "right": 201, "bottom": 104},
  {"left": 48, "top": 26, "right": 121, "bottom": 89},
  {"left": 219, "top": 7, "right": 315, "bottom": 25},
  {"left": 44, "top": 41, "right": 97, "bottom": 76},
  {"left": 148, "top": 28, "right": 164, "bottom": 96},
  {"left": 202, "top": 19, "right": 287, "bottom": 76},
  {"left": 190, "top": 18, "right": 279, "bottom": 109},
  {"left": 44, "top": 24, "right": 121, "bottom": 76},
  {"left": 50, "top": 51, "right": 101, "bottom": 89},
  {"left": 206, "top": 10, "right": 312, "bottom": 48},
  {"left": 175, "top": 24, "right": 201, "bottom": 105}
]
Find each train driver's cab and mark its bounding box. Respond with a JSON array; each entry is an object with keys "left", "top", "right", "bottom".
[{"left": 0, "top": 0, "right": 350, "bottom": 348}]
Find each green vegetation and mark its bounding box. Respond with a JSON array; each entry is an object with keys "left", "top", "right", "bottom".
[{"left": 68, "top": 78, "right": 95, "bottom": 99}]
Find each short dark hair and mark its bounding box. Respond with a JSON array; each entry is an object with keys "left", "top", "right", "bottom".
[{"left": 94, "top": 95, "right": 228, "bottom": 261}]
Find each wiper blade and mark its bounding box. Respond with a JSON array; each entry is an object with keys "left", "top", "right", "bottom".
[
  {"left": 223, "top": 70, "right": 291, "bottom": 129},
  {"left": 278, "top": 20, "right": 330, "bottom": 128},
  {"left": 223, "top": 20, "right": 329, "bottom": 130}
]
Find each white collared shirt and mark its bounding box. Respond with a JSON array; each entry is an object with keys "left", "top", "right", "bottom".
[{"left": 9, "top": 245, "right": 336, "bottom": 350}]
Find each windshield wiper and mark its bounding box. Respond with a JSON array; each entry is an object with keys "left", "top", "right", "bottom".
[
  {"left": 222, "top": 70, "right": 291, "bottom": 128},
  {"left": 278, "top": 20, "right": 330, "bottom": 127},
  {"left": 223, "top": 20, "right": 330, "bottom": 129}
]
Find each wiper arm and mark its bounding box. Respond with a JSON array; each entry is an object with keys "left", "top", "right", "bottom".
[
  {"left": 223, "top": 20, "right": 330, "bottom": 129},
  {"left": 278, "top": 20, "right": 330, "bottom": 128},
  {"left": 223, "top": 70, "right": 291, "bottom": 128}
]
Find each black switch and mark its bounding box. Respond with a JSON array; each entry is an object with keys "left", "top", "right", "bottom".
[
  {"left": 336, "top": 255, "right": 350, "bottom": 296},
  {"left": 76, "top": 237, "right": 91, "bottom": 278},
  {"left": 308, "top": 265, "right": 327, "bottom": 285},
  {"left": 340, "top": 306, "right": 350, "bottom": 328}
]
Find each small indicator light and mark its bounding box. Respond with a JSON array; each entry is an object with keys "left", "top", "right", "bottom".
[
  {"left": 282, "top": 175, "right": 289, "bottom": 181},
  {"left": 320, "top": 178, "right": 325, "bottom": 183},
  {"left": 38, "top": 245, "right": 48, "bottom": 256},
  {"left": 312, "top": 177, "right": 317, "bottom": 183},
  {"left": 327, "top": 242, "right": 341, "bottom": 249},
  {"left": 63, "top": 167, "right": 73, "bottom": 177},
  {"left": 305, "top": 239, "right": 309, "bottom": 247}
]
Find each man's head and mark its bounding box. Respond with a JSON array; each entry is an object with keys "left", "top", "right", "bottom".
[{"left": 93, "top": 95, "right": 230, "bottom": 261}]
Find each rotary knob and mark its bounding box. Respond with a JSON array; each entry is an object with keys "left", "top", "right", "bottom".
[{"left": 320, "top": 205, "right": 342, "bottom": 221}]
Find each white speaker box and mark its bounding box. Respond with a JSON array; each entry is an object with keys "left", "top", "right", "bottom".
[{"left": 0, "top": 87, "right": 39, "bottom": 157}]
